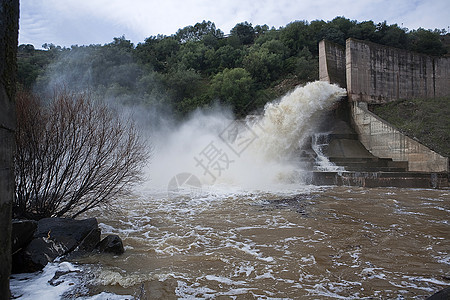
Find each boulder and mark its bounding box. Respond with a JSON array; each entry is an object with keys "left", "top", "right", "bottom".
[
  {"left": 12, "top": 217, "right": 126, "bottom": 273},
  {"left": 12, "top": 217, "right": 100, "bottom": 273},
  {"left": 34, "top": 218, "right": 98, "bottom": 253},
  {"left": 68, "top": 227, "right": 101, "bottom": 258},
  {"left": 427, "top": 287, "right": 450, "bottom": 300},
  {"left": 97, "top": 234, "right": 125, "bottom": 255},
  {"left": 11, "top": 219, "right": 37, "bottom": 255},
  {"left": 13, "top": 236, "right": 67, "bottom": 273},
  {"left": 77, "top": 228, "right": 101, "bottom": 252}
]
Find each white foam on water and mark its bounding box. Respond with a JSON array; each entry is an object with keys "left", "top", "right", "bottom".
[
  {"left": 360, "top": 267, "right": 388, "bottom": 280},
  {"left": 402, "top": 275, "right": 450, "bottom": 287},
  {"left": 176, "top": 280, "right": 217, "bottom": 299},
  {"left": 10, "top": 262, "right": 135, "bottom": 300},
  {"left": 305, "top": 282, "right": 370, "bottom": 300},
  {"left": 234, "top": 265, "right": 255, "bottom": 277},
  {"left": 204, "top": 275, "right": 246, "bottom": 285},
  {"left": 435, "top": 254, "right": 450, "bottom": 265},
  {"left": 82, "top": 292, "right": 134, "bottom": 300},
  {"left": 255, "top": 271, "right": 276, "bottom": 280},
  {"left": 225, "top": 240, "right": 275, "bottom": 263},
  {"left": 176, "top": 279, "right": 261, "bottom": 299},
  {"left": 92, "top": 268, "right": 155, "bottom": 288},
  {"left": 10, "top": 262, "right": 81, "bottom": 300}
]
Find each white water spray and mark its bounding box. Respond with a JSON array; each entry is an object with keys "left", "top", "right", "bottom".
[
  {"left": 241, "top": 81, "right": 347, "bottom": 161},
  {"left": 146, "top": 81, "right": 346, "bottom": 191},
  {"left": 312, "top": 133, "right": 345, "bottom": 172}
]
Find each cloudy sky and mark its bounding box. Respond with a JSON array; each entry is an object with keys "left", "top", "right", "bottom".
[{"left": 20, "top": 0, "right": 449, "bottom": 48}]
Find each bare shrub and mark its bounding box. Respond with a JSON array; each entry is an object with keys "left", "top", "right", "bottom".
[{"left": 14, "top": 90, "right": 150, "bottom": 219}]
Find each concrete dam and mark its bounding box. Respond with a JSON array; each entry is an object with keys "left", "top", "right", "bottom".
[{"left": 312, "top": 38, "right": 449, "bottom": 188}]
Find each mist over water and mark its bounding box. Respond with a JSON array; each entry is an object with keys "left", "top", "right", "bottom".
[
  {"left": 32, "top": 46, "right": 346, "bottom": 192},
  {"left": 146, "top": 81, "right": 346, "bottom": 191}
]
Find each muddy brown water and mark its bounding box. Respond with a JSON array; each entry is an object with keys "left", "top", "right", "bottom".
[{"left": 77, "top": 186, "right": 449, "bottom": 299}]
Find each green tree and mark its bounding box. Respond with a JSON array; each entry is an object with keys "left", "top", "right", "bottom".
[
  {"left": 17, "top": 45, "right": 55, "bottom": 90},
  {"left": 280, "top": 20, "right": 315, "bottom": 55},
  {"left": 254, "top": 24, "right": 270, "bottom": 37},
  {"left": 175, "top": 20, "right": 223, "bottom": 43},
  {"left": 214, "top": 45, "right": 246, "bottom": 70},
  {"left": 285, "top": 47, "right": 318, "bottom": 81},
  {"left": 243, "top": 43, "right": 285, "bottom": 85},
  {"left": 348, "top": 21, "right": 377, "bottom": 41},
  {"left": 261, "top": 39, "right": 289, "bottom": 56},
  {"left": 209, "top": 68, "right": 255, "bottom": 115},
  {"left": 163, "top": 66, "right": 202, "bottom": 103},
  {"left": 18, "top": 44, "right": 35, "bottom": 53},
  {"left": 328, "top": 17, "right": 356, "bottom": 40},
  {"left": 176, "top": 41, "right": 210, "bottom": 71},
  {"left": 320, "top": 26, "right": 346, "bottom": 46},
  {"left": 17, "top": 17, "right": 449, "bottom": 122},
  {"left": 408, "top": 28, "right": 447, "bottom": 56},
  {"left": 309, "top": 17, "right": 356, "bottom": 47},
  {"left": 230, "top": 22, "right": 256, "bottom": 45},
  {"left": 254, "top": 27, "right": 280, "bottom": 45},
  {"left": 135, "top": 35, "right": 179, "bottom": 71},
  {"left": 374, "top": 22, "right": 408, "bottom": 49}
]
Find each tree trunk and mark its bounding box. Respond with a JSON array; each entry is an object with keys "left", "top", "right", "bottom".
[{"left": 0, "top": 0, "right": 19, "bottom": 298}]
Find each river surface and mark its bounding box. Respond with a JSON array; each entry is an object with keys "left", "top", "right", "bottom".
[{"left": 52, "top": 185, "right": 447, "bottom": 299}]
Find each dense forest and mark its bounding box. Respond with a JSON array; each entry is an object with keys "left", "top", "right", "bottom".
[{"left": 17, "top": 17, "right": 449, "bottom": 118}]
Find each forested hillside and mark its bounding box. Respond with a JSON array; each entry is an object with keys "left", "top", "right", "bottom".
[{"left": 17, "top": 17, "right": 448, "bottom": 118}]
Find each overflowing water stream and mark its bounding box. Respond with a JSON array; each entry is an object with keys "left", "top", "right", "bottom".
[{"left": 10, "top": 82, "right": 449, "bottom": 299}]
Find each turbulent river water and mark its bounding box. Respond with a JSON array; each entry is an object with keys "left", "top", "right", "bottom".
[
  {"left": 10, "top": 82, "right": 449, "bottom": 299},
  {"left": 11, "top": 186, "right": 449, "bottom": 299},
  {"left": 91, "top": 186, "right": 450, "bottom": 299}
]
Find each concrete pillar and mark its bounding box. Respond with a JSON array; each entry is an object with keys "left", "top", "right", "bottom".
[{"left": 0, "top": 0, "right": 19, "bottom": 298}]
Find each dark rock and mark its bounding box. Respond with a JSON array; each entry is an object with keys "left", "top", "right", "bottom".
[
  {"left": 12, "top": 217, "right": 127, "bottom": 273},
  {"left": 48, "top": 269, "right": 81, "bottom": 286},
  {"left": 12, "top": 217, "right": 99, "bottom": 273},
  {"left": 34, "top": 218, "right": 98, "bottom": 253},
  {"left": 77, "top": 228, "right": 101, "bottom": 252},
  {"left": 426, "top": 287, "right": 450, "bottom": 300},
  {"left": 11, "top": 219, "right": 37, "bottom": 255},
  {"left": 68, "top": 228, "right": 101, "bottom": 259},
  {"left": 97, "top": 234, "right": 125, "bottom": 255},
  {"left": 12, "top": 236, "right": 67, "bottom": 273}
]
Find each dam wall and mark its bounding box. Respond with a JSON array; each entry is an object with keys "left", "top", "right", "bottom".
[
  {"left": 319, "top": 40, "right": 346, "bottom": 88},
  {"left": 352, "top": 102, "right": 448, "bottom": 172},
  {"left": 319, "top": 39, "right": 449, "bottom": 173},
  {"left": 346, "top": 38, "right": 450, "bottom": 103}
]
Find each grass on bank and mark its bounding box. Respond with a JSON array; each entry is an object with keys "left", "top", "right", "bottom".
[{"left": 370, "top": 96, "right": 450, "bottom": 158}]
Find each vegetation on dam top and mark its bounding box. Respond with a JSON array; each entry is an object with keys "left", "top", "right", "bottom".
[{"left": 371, "top": 96, "right": 450, "bottom": 158}]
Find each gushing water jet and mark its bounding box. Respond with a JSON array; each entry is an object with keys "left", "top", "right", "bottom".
[{"left": 148, "top": 81, "right": 346, "bottom": 191}]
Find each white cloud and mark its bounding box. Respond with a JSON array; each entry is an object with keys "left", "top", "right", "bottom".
[
  {"left": 399, "top": 0, "right": 450, "bottom": 30},
  {"left": 19, "top": 0, "right": 450, "bottom": 48}
]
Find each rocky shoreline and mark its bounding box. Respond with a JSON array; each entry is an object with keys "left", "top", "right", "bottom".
[{"left": 12, "top": 217, "right": 124, "bottom": 274}]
